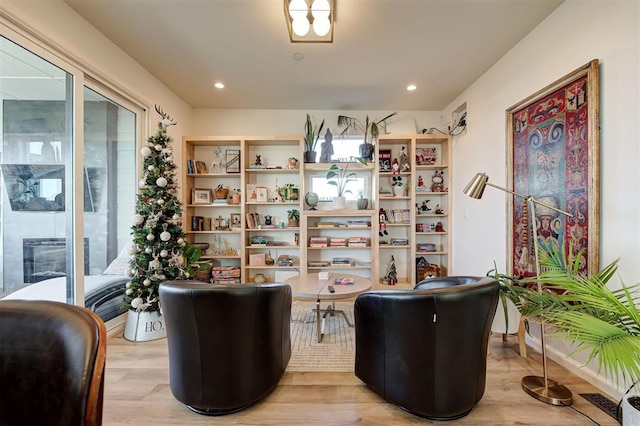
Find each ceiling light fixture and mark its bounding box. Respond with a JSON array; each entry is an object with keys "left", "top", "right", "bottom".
[
  {"left": 407, "top": 84, "right": 417, "bottom": 91},
  {"left": 285, "top": 0, "right": 334, "bottom": 43},
  {"left": 214, "top": 82, "right": 225, "bottom": 89}
]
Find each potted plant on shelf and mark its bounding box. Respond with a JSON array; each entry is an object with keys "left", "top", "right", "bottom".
[
  {"left": 287, "top": 157, "right": 299, "bottom": 169},
  {"left": 391, "top": 175, "right": 404, "bottom": 197},
  {"left": 303, "top": 114, "right": 325, "bottom": 163},
  {"left": 326, "top": 157, "right": 367, "bottom": 209},
  {"left": 287, "top": 209, "right": 300, "bottom": 227},
  {"left": 502, "top": 243, "right": 640, "bottom": 423},
  {"left": 337, "top": 112, "right": 397, "bottom": 161},
  {"left": 357, "top": 190, "right": 369, "bottom": 210}
]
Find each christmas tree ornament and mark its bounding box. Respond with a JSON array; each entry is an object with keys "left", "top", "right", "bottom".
[
  {"left": 145, "top": 247, "right": 153, "bottom": 254},
  {"left": 160, "top": 249, "right": 168, "bottom": 258},
  {"left": 157, "top": 199, "right": 165, "bottom": 205},
  {"left": 166, "top": 155, "right": 173, "bottom": 162},
  {"left": 146, "top": 233, "right": 155, "bottom": 241},
  {"left": 141, "top": 146, "right": 152, "bottom": 157},
  {"left": 177, "top": 238, "right": 184, "bottom": 244},
  {"left": 131, "top": 297, "right": 143, "bottom": 309},
  {"left": 126, "top": 245, "right": 138, "bottom": 255},
  {"left": 125, "top": 288, "right": 133, "bottom": 295},
  {"left": 148, "top": 165, "right": 155, "bottom": 172},
  {"left": 143, "top": 278, "right": 151, "bottom": 286},
  {"left": 160, "top": 230, "right": 171, "bottom": 242},
  {"left": 155, "top": 144, "right": 163, "bottom": 151},
  {"left": 156, "top": 177, "right": 167, "bottom": 187},
  {"left": 138, "top": 179, "right": 146, "bottom": 189},
  {"left": 133, "top": 214, "right": 144, "bottom": 225},
  {"left": 172, "top": 214, "right": 180, "bottom": 220}
]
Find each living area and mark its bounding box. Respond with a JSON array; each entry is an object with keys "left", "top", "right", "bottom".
[{"left": 1, "top": 0, "right": 639, "bottom": 425}]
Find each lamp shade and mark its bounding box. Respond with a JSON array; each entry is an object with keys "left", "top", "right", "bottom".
[
  {"left": 463, "top": 173, "right": 489, "bottom": 199},
  {"left": 284, "top": 0, "right": 334, "bottom": 43}
]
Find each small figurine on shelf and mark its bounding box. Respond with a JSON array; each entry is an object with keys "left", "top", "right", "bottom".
[
  {"left": 431, "top": 170, "right": 447, "bottom": 193},
  {"left": 399, "top": 146, "right": 410, "bottom": 172},
  {"left": 417, "top": 200, "right": 431, "bottom": 213},
  {"left": 435, "top": 221, "right": 444, "bottom": 232},
  {"left": 255, "top": 155, "right": 262, "bottom": 166},
  {"left": 391, "top": 158, "right": 400, "bottom": 175},
  {"left": 265, "top": 250, "right": 275, "bottom": 265},
  {"left": 264, "top": 215, "right": 273, "bottom": 226},
  {"left": 435, "top": 204, "right": 445, "bottom": 215},
  {"left": 385, "top": 255, "right": 398, "bottom": 285},
  {"left": 379, "top": 208, "right": 389, "bottom": 237},
  {"left": 417, "top": 175, "right": 425, "bottom": 187},
  {"left": 319, "top": 129, "right": 334, "bottom": 163},
  {"left": 211, "top": 146, "right": 224, "bottom": 173}
]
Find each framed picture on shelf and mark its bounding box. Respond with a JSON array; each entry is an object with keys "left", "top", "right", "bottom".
[
  {"left": 506, "top": 59, "right": 599, "bottom": 278},
  {"left": 255, "top": 186, "right": 268, "bottom": 203},
  {"left": 230, "top": 213, "right": 241, "bottom": 229},
  {"left": 246, "top": 184, "right": 258, "bottom": 202},
  {"left": 225, "top": 149, "right": 240, "bottom": 173},
  {"left": 378, "top": 149, "right": 392, "bottom": 172},
  {"left": 416, "top": 147, "right": 437, "bottom": 165},
  {"left": 195, "top": 160, "right": 208, "bottom": 174},
  {"left": 191, "top": 188, "right": 212, "bottom": 204}
]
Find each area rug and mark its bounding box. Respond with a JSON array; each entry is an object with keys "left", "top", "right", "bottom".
[{"left": 287, "top": 301, "right": 355, "bottom": 372}]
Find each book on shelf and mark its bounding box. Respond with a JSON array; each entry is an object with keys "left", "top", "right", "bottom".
[
  {"left": 332, "top": 257, "right": 351, "bottom": 265},
  {"left": 390, "top": 238, "right": 409, "bottom": 245},
  {"left": 266, "top": 241, "right": 287, "bottom": 246},
  {"left": 277, "top": 255, "right": 294, "bottom": 266},
  {"left": 347, "top": 220, "right": 370, "bottom": 228},
  {"left": 418, "top": 243, "right": 437, "bottom": 252},
  {"left": 309, "top": 237, "right": 328, "bottom": 247},
  {"left": 379, "top": 149, "right": 392, "bottom": 172},
  {"left": 348, "top": 237, "right": 368, "bottom": 247},
  {"left": 249, "top": 236, "right": 268, "bottom": 245},
  {"left": 317, "top": 222, "right": 339, "bottom": 228},
  {"left": 329, "top": 238, "right": 347, "bottom": 247},
  {"left": 186, "top": 159, "right": 194, "bottom": 174},
  {"left": 334, "top": 277, "right": 354, "bottom": 285},
  {"left": 308, "top": 260, "right": 330, "bottom": 267}
]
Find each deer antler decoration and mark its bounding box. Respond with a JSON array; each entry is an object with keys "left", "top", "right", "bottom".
[{"left": 155, "top": 104, "right": 177, "bottom": 130}]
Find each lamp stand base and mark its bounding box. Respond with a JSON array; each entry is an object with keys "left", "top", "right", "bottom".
[{"left": 522, "top": 375, "right": 573, "bottom": 406}]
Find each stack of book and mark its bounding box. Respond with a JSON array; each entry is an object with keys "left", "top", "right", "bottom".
[
  {"left": 308, "top": 260, "right": 330, "bottom": 267},
  {"left": 329, "top": 237, "right": 347, "bottom": 247},
  {"left": 277, "top": 255, "right": 294, "bottom": 266},
  {"left": 390, "top": 238, "right": 409, "bottom": 246},
  {"left": 347, "top": 219, "right": 370, "bottom": 228},
  {"left": 348, "top": 236, "right": 368, "bottom": 247},
  {"left": 249, "top": 236, "right": 268, "bottom": 246},
  {"left": 332, "top": 257, "right": 351, "bottom": 266},
  {"left": 211, "top": 267, "right": 241, "bottom": 284},
  {"left": 309, "top": 237, "right": 328, "bottom": 247},
  {"left": 334, "top": 276, "right": 354, "bottom": 285}
]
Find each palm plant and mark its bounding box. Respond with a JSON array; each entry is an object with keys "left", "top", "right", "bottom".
[
  {"left": 337, "top": 112, "right": 397, "bottom": 144},
  {"left": 501, "top": 243, "right": 640, "bottom": 390},
  {"left": 326, "top": 158, "right": 367, "bottom": 197}
]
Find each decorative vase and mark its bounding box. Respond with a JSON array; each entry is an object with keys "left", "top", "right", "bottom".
[
  {"left": 303, "top": 151, "right": 317, "bottom": 163},
  {"left": 392, "top": 186, "right": 404, "bottom": 197},
  {"left": 232, "top": 193, "right": 241, "bottom": 204},
  {"left": 333, "top": 196, "right": 346, "bottom": 209},
  {"left": 254, "top": 273, "right": 266, "bottom": 284},
  {"left": 123, "top": 309, "right": 166, "bottom": 342},
  {"left": 265, "top": 250, "right": 275, "bottom": 265},
  {"left": 357, "top": 198, "right": 369, "bottom": 210},
  {"left": 359, "top": 141, "right": 374, "bottom": 161},
  {"left": 288, "top": 159, "right": 299, "bottom": 169}
]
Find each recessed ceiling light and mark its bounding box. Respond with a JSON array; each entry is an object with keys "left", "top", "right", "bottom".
[
  {"left": 214, "top": 82, "right": 225, "bottom": 89},
  {"left": 293, "top": 52, "right": 304, "bottom": 61},
  {"left": 407, "top": 84, "right": 417, "bottom": 91}
]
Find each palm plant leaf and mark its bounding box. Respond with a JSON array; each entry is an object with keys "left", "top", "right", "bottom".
[{"left": 511, "top": 243, "right": 640, "bottom": 387}]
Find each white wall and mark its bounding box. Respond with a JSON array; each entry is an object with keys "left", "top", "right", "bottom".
[
  {"left": 191, "top": 109, "right": 442, "bottom": 137},
  {"left": 447, "top": 0, "right": 639, "bottom": 397}
]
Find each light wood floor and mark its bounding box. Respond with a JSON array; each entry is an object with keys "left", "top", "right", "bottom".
[{"left": 104, "top": 331, "right": 620, "bottom": 425}]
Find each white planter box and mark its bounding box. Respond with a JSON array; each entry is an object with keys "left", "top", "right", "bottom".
[
  {"left": 123, "top": 309, "right": 166, "bottom": 342},
  {"left": 623, "top": 395, "right": 640, "bottom": 425}
]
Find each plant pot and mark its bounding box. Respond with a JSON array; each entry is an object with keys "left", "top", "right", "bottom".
[
  {"left": 333, "top": 196, "right": 346, "bottom": 209},
  {"left": 288, "top": 218, "right": 299, "bottom": 227},
  {"left": 254, "top": 273, "right": 266, "bottom": 284},
  {"left": 232, "top": 193, "right": 241, "bottom": 204},
  {"left": 357, "top": 198, "right": 369, "bottom": 210},
  {"left": 123, "top": 309, "right": 166, "bottom": 342},
  {"left": 303, "top": 151, "right": 317, "bottom": 163},
  {"left": 623, "top": 395, "right": 640, "bottom": 425},
  {"left": 288, "top": 159, "right": 299, "bottom": 169},
  {"left": 392, "top": 186, "right": 404, "bottom": 197},
  {"left": 214, "top": 188, "right": 229, "bottom": 200},
  {"left": 359, "top": 142, "right": 374, "bottom": 161}
]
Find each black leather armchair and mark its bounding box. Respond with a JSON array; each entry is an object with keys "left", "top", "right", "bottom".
[
  {"left": 158, "top": 281, "right": 292, "bottom": 415},
  {"left": 354, "top": 276, "right": 499, "bottom": 420},
  {"left": 0, "top": 300, "right": 107, "bottom": 425}
]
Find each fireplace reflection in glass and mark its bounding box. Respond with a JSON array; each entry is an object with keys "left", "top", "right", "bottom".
[{"left": 23, "top": 238, "right": 89, "bottom": 283}]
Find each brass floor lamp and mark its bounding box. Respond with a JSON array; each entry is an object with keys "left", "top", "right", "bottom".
[{"left": 463, "top": 172, "right": 574, "bottom": 406}]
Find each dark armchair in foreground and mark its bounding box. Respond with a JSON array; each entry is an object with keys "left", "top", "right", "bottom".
[
  {"left": 354, "top": 276, "right": 499, "bottom": 420},
  {"left": 0, "top": 300, "right": 107, "bottom": 425},
  {"left": 159, "top": 281, "right": 292, "bottom": 415}
]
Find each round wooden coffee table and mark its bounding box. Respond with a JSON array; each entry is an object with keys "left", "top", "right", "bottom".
[{"left": 285, "top": 272, "right": 371, "bottom": 342}]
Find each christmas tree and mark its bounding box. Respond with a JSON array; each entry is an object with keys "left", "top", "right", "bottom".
[{"left": 124, "top": 106, "right": 189, "bottom": 313}]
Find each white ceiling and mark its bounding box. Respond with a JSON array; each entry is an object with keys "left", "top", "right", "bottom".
[{"left": 62, "top": 0, "right": 564, "bottom": 111}]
